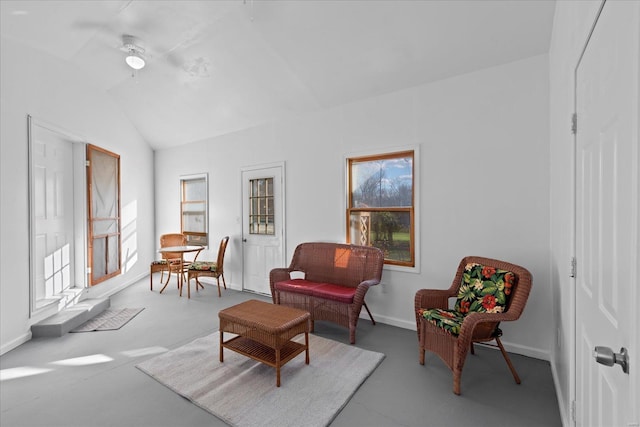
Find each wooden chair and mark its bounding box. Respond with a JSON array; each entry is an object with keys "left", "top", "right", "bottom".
[
  {"left": 150, "top": 233, "right": 186, "bottom": 292},
  {"left": 186, "top": 236, "right": 229, "bottom": 298},
  {"left": 414, "top": 256, "right": 532, "bottom": 395}
]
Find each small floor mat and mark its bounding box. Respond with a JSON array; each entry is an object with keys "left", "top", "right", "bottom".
[{"left": 70, "top": 308, "right": 144, "bottom": 332}]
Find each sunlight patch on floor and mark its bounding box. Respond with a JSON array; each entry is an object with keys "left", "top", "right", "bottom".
[
  {"left": 49, "top": 354, "right": 113, "bottom": 366},
  {"left": 120, "top": 346, "right": 168, "bottom": 358},
  {"left": 0, "top": 366, "right": 53, "bottom": 381}
]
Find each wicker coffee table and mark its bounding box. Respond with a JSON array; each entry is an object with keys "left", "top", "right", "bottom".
[{"left": 218, "top": 299, "right": 310, "bottom": 387}]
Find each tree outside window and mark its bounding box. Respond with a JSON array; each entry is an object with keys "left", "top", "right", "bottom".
[{"left": 347, "top": 150, "right": 414, "bottom": 267}]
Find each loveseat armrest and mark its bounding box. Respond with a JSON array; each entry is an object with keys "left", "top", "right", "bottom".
[
  {"left": 360, "top": 278, "right": 380, "bottom": 288},
  {"left": 352, "top": 279, "right": 380, "bottom": 306},
  {"left": 269, "top": 267, "right": 293, "bottom": 303}
]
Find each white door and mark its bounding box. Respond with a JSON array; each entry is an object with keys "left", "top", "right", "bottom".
[
  {"left": 241, "top": 163, "right": 285, "bottom": 295},
  {"left": 575, "top": 1, "right": 638, "bottom": 425},
  {"left": 31, "top": 122, "right": 75, "bottom": 311}
]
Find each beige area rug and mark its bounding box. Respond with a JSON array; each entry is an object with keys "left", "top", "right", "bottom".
[
  {"left": 70, "top": 308, "right": 144, "bottom": 332},
  {"left": 136, "top": 331, "right": 385, "bottom": 427}
]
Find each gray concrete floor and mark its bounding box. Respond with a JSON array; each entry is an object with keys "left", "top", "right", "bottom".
[{"left": 1, "top": 276, "right": 561, "bottom": 427}]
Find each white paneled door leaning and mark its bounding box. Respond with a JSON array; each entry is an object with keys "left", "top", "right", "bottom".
[
  {"left": 575, "top": 1, "right": 639, "bottom": 425},
  {"left": 30, "top": 121, "right": 75, "bottom": 311}
]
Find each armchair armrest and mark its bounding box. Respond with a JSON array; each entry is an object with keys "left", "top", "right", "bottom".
[
  {"left": 414, "top": 288, "right": 457, "bottom": 334},
  {"left": 456, "top": 310, "right": 520, "bottom": 351},
  {"left": 414, "top": 288, "right": 457, "bottom": 311}
]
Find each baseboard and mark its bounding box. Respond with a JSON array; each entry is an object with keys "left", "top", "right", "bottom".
[
  {"left": 365, "top": 312, "right": 550, "bottom": 361},
  {"left": 0, "top": 331, "right": 32, "bottom": 356},
  {"left": 228, "top": 284, "right": 242, "bottom": 292},
  {"left": 498, "top": 340, "right": 550, "bottom": 361},
  {"left": 551, "top": 358, "right": 571, "bottom": 427},
  {"left": 199, "top": 280, "right": 246, "bottom": 295},
  {"left": 82, "top": 272, "right": 148, "bottom": 300},
  {"left": 369, "top": 313, "right": 416, "bottom": 331}
]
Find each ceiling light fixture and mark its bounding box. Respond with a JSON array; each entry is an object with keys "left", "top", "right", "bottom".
[
  {"left": 122, "top": 35, "right": 146, "bottom": 71},
  {"left": 125, "top": 49, "right": 145, "bottom": 70}
]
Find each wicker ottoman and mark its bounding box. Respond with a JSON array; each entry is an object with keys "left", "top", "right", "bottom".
[{"left": 218, "top": 299, "right": 310, "bottom": 387}]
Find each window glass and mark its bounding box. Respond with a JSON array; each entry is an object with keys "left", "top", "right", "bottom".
[
  {"left": 249, "top": 177, "right": 275, "bottom": 235},
  {"left": 181, "top": 175, "right": 208, "bottom": 246},
  {"left": 347, "top": 151, "right": 414, "bottom": 267}
]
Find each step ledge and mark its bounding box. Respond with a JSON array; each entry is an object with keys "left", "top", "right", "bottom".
[{"left": 31, "top": 298, "right": 110, "bottom": 338}]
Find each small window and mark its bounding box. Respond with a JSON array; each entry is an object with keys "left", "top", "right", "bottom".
[
  {"left": 249, "top": 177, "right": 274, "bottom": 235},
  {"left": 180, "top": 174, "right": 208, "bottom": 246},
  {"left": 347, "top": 150, "right": 414, "bottom": 267}
]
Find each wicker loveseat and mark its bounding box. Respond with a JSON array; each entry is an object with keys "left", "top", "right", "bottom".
[{"left": 269, "top": 242, "right": 384, "bottom": 344}]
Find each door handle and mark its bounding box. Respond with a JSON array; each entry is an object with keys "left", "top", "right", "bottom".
[{"left": 593, "top": 346, "right": 629, "bottom": 374}]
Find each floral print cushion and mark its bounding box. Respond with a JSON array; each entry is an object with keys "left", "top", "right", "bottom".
[
  {"left": 454, "top": 263, "right": 515, "bottom": 314},
  {"left": 151, "top": 260, "right": 168, "bottom": 265},
  {"left": 418, "top": 308, "right": 466, "bottom": 335},
  {"left": 189, "top": 261, "right": 217, "bottom": 271},
  {"left": 418, "top": 263, "right": 516, "bottom": 336}
]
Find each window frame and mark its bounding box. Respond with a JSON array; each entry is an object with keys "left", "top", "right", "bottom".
[
  {"left": 345, "top": 148, "right": 418, "bottom": 270},
  {"left": 180, "top": 173, "right": 209, "bottom": 247}
]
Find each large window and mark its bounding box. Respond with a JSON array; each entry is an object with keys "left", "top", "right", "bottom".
[
  {"left": 180, "top": 174, "right": 208, "bottom": 246},
  {"left": 347, "top": 150, "right": 414, "bottom": 267}
]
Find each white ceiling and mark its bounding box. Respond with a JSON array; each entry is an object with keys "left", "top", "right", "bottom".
[{"left": 1, "top": 0, "right": 556, "bottom": 150}]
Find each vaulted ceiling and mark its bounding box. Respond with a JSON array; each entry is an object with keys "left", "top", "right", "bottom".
[{"left": 1, "top": 0, "right": 555, "bottom": 150}]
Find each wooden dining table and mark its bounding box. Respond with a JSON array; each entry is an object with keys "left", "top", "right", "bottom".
[{"left": 157, "top": 245, "right": 203, "bottom": 296}]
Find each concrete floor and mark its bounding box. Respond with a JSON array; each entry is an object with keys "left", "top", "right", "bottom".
[{"left": 1, "top": 276, "right": 561, "bottom": 427}]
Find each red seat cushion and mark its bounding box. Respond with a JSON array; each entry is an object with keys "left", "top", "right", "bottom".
[
  {"left": 274, "top": 279, "right": 325, "bottom": 296},
  {"left": 311, "top": 284, "right": 356, "bottom": 304}
]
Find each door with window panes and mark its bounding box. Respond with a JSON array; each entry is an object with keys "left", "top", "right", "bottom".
[{"left": 241, "top": 164, "right": 285, "bottom": 295}]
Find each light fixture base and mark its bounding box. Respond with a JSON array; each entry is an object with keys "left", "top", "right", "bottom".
[{"left": 122, "top": 35, "right": 146, "bottom": 70}]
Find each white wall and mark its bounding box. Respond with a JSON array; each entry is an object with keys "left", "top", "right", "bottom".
[
  {"left": 0, "top": 37, "right": 156, "bottom": 354},
  {"left": 548, "top": 1, "right": 605, "bottom": 425},
  {"left": 155, "top": 54, "right": 552, "bottom": 360}
]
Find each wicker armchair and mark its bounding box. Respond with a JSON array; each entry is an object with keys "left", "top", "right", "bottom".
[
  {"left": 150, "top": 233, "right": 187, "bottom": 291},
  {"left": 415, "top": 256, "right": 532, "bottom": 395},
  {"left": 187, "top": 236, "right": 229, "bottom": 298}
]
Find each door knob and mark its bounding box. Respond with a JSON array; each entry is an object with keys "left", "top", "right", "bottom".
[{"left": 593, "top": 346, "right": 629, "bottom": 374}]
